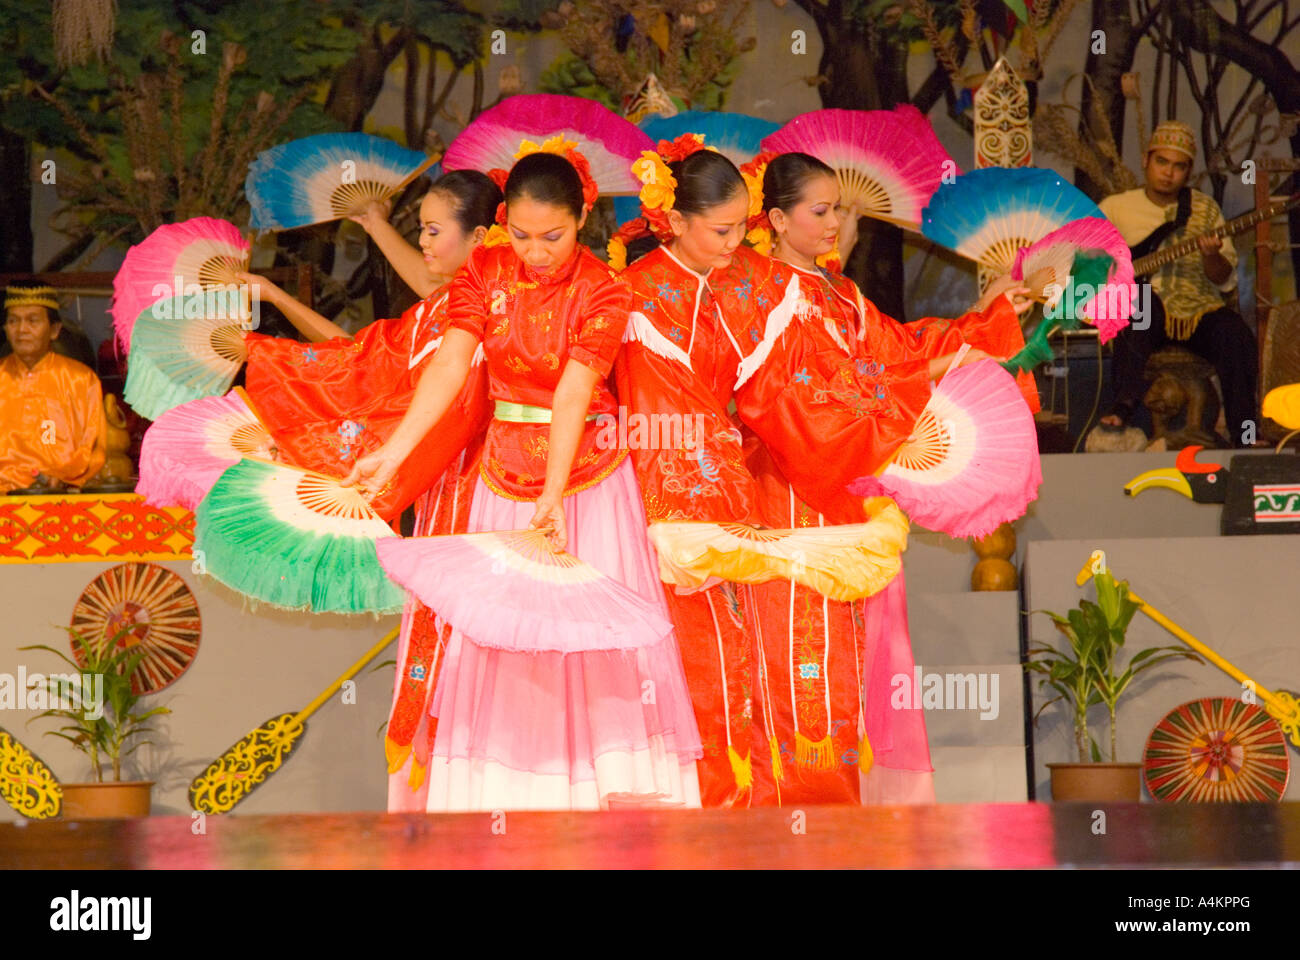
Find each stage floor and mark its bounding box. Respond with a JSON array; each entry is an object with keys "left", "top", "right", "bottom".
[{"left": 2, "top": 802, "right": 1297, "bottom": 869}]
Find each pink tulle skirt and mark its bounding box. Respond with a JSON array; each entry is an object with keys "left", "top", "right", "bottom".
[
  {"left": 424, "top": 458, "right": 703, "bottom": 811},
  {"left": 860, "top": 567, "right": 935, "bottom": 778}
]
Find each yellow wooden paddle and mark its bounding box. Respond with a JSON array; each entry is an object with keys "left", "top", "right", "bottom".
[
  {"left": 189, "top": 628, "right": 398, "bottom": 814},
  {"left": 1076, "top": 550, "right": 1300, "bottom": 750},
  {"left": 0, "top": 728, "right": 62, "bottom": 819}
]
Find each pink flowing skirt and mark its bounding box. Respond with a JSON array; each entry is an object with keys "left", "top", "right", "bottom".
[
  {"left": 424, "top": 458, "right": 703, "bottom": 811},
  {"left": 859, "top": 567, "right": 936, "bottom": 804}
]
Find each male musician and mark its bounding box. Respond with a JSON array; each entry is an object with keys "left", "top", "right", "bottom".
[
  {"left": 1098, "top": 120, "right": 1258, "bottom": 446},
  {"left": 0, "top": 285, "right": 107, "bottom": 493}
]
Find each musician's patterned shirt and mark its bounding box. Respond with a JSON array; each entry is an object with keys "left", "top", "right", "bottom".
[{"left": 1099, "top": 187, "right": 1238, "bottom": 339}]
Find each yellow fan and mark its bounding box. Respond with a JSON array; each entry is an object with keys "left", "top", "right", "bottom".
[{"left": 646, "top": 499, "right": 909, "bottom": 602}]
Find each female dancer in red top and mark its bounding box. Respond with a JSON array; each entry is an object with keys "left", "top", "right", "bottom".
[
  {"left": 238, "top": 170, "right": 500, "bottom": 810},
  {"left": 616, "top": 139, "right": 1033, "bottom": 804},
  {"left": 346, "top": 146, "right": 703, "bottom": 810}
]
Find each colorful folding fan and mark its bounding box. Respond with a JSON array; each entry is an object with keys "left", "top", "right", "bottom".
[
  {"left": 441, "top": 94, "right": 654, "bottom": 196},
  {"left": 375, "top": 528, "right": 673, "bottom": 653},
  {"left": 137, "top": 387, "right": 276, "bottom": 510},
  {"left": 1011, "top": 216, "right": 1134, "bottom": 342},
  {"left": 245, "top": 132, "right": 440, "bottom": 231},
  {"left": 193, "top": 458, "right": 405, "bottom": 615},
  {"left": 759, "top": 105, "right": 959, "bottom": 229},
  {"left": 614, "top": 110, "right": 781, "bottom": 224},
  {"left": 122, "top": 294, "right": 249, "bottom": 421},
  {"left": 848, "top": 350, "right": 1042, "bottom": 539},
  {"left": 111, "top": 217, "right": 250, "bottom": 350},
  {"left": 645, "top": 501, "right": 910, "bottom": 602},
  {"left": 920, "top": 167, "right": 1102, "bottom": 275}
]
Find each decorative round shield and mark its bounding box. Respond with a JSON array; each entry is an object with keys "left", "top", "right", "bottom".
[
  {"left": 1143, "top": 698, "right": 1291, "bottom": 802},
  {"left": 70, "top": 563, "right": 201, "bottom": 695}
]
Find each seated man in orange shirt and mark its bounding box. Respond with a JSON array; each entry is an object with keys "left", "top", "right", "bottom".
[{"left": 1, "top": 285, "right": 107, "bottom": 493}]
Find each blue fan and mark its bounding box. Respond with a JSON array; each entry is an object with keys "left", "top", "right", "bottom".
[
  {"left": 246, "top": 133, "right": 440, "bottom": 230},
  {"left": 920, "top": 167, "right": 1102, "bottom": 275},
  {"left": 613, "top": 111, "right": 779, "bottom": 226}
]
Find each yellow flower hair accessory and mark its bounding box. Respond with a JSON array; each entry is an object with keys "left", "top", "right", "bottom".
[
  {"left": 514, "top": 134, "right": 579, "bottom": 161},
  {"left": 632, "top": 151, "right": 676, "bottom": 211},
  {"left": 483, "top": 224, "right": 511, "bottom": 248},
  {"left": 607, "top": 236, "right": 628, "bottom": 271}
]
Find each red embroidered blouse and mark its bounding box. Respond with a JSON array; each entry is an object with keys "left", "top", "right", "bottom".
[{"left": 446, "top": 242, "right": 632, "bottom": 500}]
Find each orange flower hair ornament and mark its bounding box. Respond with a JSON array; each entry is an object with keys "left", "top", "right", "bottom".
[
  {"left": 606, "top": 217, "right": 651, "bottom": 272},
  {"left": 631, "top": 133, "right": 714, "bottom": 243},
  {"left": 484, "top": 135, "right": 601, "bottom": 247}
]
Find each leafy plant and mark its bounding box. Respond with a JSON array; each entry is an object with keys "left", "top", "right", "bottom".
[
  {"left": 21, "top": 625, "right": 170, "bottom": 783},
  {"left": 1026, "top": 570, "right": 1201, "bottom": 762}
]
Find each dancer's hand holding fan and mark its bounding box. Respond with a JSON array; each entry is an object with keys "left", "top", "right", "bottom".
[
  {"left": 848, "top": 346, "right": 1042, "bottom": 539},
  {"left": 194, "top": 457, "right": 406, "bottom": 615},
  {"left": 1000, "top": 217, "right": 1135, "bottom": 374},
  {"left": 245, "top": 132, "right": 439, "bottom": 231}
]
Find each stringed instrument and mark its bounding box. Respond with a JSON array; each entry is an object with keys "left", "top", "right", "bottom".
[{"left": 1131, "top": 192, "right": 1300, "bottom": 279}]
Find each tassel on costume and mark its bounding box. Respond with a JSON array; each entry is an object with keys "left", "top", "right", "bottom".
[
  {"left": 769, "top": 735, "right": 784, "bottom": 782},
  {"left": 385, "top": 736, "right": 411, "bottom": 775},
  {"left": 858, "top": 734, "right": 874, "bottom": 775},
  {"left": 728, "top": 745, "right": 753, "bottom": 792},
  {"left": 795, "top": 731, "right": 837, "bottom": 772},
  {"left": 408, "top": 757, "right": 427, "bottom": 791}
]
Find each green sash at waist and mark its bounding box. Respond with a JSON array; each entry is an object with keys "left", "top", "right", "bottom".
[{"left": 494, "top": 400, "right": 598, "bottom": 423}]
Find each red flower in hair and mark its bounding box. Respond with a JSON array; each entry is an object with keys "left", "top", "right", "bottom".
[
  {"left": 657, "top": 133, "right": 707, "bottom": 164},
  {"left": 487, "top": 167, "right": 510, "bottom": 192},
  {"left": 494, "top": 201, "right": 508, "bottom": 227},
  {"left": 563, "top": 147, "right": 600, "bottom": 213}
]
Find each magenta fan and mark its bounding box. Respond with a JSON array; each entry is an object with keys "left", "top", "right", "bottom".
[
  {"left": 376, "top": 528, "right": 673, "bottom": 653},
  {"left": 112, "top": 217, "right": 250, "bottom": 350},
  {"left": 1011, "top": 217, "right": 1134, "bottom": 343},
  {"left": 847, "top": 354, "right": 1042, "bottom": 539},
  {"left": 137, "top": 387, "right": 277, "bottom": 511},
  {"left": 759, "top": 105, "right": 958, "bottom": 229},
  {"left": 441, "top": 94, "right": 654, "bottom": 195}
]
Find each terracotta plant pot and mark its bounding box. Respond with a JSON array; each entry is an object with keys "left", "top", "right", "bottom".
[
  {"left": 59, "top": 781, "right": 154, "bottom": 819},
  {"left": 1047, "top": 762, "right": 1142, "bottom": 802}
]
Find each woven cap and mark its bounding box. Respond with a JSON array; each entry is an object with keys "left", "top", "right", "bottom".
[{"left": 1146, "top": 121, "right": 1196, "bottom": 160}]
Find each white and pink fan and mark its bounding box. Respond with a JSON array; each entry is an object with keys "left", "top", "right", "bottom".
[
  {"left": 376, "top": 528, "right": 673, "bottom": 654},
  {"left": 1010, "top": 217, "right": 1134, "bottom": 342},
  {"left": 759, "top": 105, "right": 958, "bottom": 229},
  {"left": 847, "top": 346, "right": 1042, "bottom": 539},
  {"left": 112, "top": 217, "right": 250, "bottom": 350},
  {"left": 441, "top": 94, "right": 654, "bottom": 196},
  {"left": 137, "top": 387, "right": 277, "bottom": 511}
]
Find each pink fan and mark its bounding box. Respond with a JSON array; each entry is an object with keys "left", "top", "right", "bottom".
[
  {"left": 1011, "top": 217, "right": 1134, "bottom": 343},
  {"left": 137, "top": 387, "right": 277, "bottom": 510},
  {"left": 759, "top": 104, "right": 958, "bottom": 229},
  {"left": 376, "top": 528, "right": 673, "bottom": 653},
  {"left": 847, "top": 349, "right": 1042, "bottom": 539},
  {"left": 112, "top": 217, "right": 250, "bottom": 350},
  {"left": 441, "top": 94, "right": 654, "bottom": 195}
]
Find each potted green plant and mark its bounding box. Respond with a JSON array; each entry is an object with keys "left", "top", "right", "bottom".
[
  {"left": 1026, "top": 569, "right": 1201, "bottom": 801},
  {"left": 21, "top": 626, "right": 170, "bottom": 818}
]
